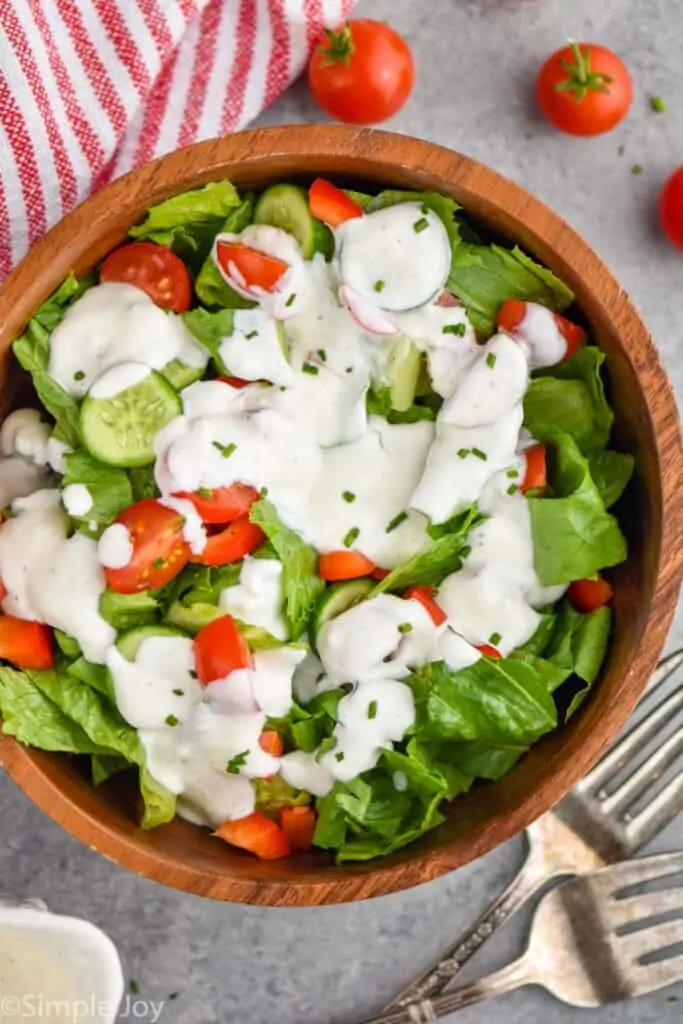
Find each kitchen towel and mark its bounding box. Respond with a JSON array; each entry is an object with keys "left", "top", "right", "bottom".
[{"left": 0, "top": 0, "right": 354, "bottom": 280}]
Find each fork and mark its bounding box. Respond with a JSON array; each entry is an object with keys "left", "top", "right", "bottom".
[
  {"left": 364, "top": 851, "right": 683, "bottom": 1023},
  {"left": 386, "top": 647, "right": 683, "bottom": 1010}
]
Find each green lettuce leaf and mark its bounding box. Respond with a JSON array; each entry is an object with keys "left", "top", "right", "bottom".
[
  {"left": 194, "top": 195, "right": 257, "bottom": 309},
  {"left": 546, "top": 600, "right": 612, "bottom": 687},
  {"left": 366, "top": 384, "right": 438, "bottom": 424},
  {"left": 62, "top": 451, "right": 133, "bottom": 537},
  {"left": 528, "top": 432, "right": 628, "bottom": 585},
  {"left": 139, "top": 767, "right": 177, "bottom": 829},
  {"left": 513, "top": 613, "right": 557, "bottom": 658},
  {"left": 54, "top": 629, "right": 81, "bottom": 659},
  {"left": 182, "top": 307, "right": 234, "bottom": 365},
  {"left": 447, "top": 742, "right": 526, "bottom": 781},
  {"left": 66, "top": 657, "right": 113, "bottom": 699},
  {"left": 365, "top": 190, "right": 462, "bottom": 253},
  {"left": 408, "top": 657, "right": 558, "bottom": 745},
  {"left": 372, "top": 506, "right": 479, "bottom": 593},
  {"left": 524, "top": 347, "right": 613, "bottom": 454},
  {"left": 13, "top": 330, "right": 79, "bottom": 447},
  {"left": 91, "top": 753, "right": 129, "bottom": 786},
  {"left": 589, "top": 450, "right": 635, "bottom": 508},
  {"left": 447, "top": 243, "right": 574, "bottom": 338},
  {"left": 249, "top": 498, "right": 324, "bottom": 639},
  {"left": 99, "top": 589, "right": 160, "bottom": 632},
  {"left": 254, "top": 776, "right": 311, "bottom": 814}
]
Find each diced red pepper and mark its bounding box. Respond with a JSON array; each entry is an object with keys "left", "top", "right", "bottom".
[{"left": 214, "top": 811, "right": 291, "bottom": 860}]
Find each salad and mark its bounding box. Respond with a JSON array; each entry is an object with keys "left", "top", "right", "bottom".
[{"left": 0, "top": 176, "right": 633, "bottom": 863}]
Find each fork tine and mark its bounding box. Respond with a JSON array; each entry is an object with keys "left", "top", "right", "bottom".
[
  {"left": 635, "top": 953, "right": 683, "bottom": 989},
  {"left": 605, "top": 889, "right": 683, "bottom": 929},
  {"left": 644, "top": 649, "right": 683, "bottom": 696},
  {"left": 600, "top": 726, "right": 683, "bottom": 817},
  {"left": 624, "top": 774, "right": 683, "bottom": 848},
  {"left": 620, "top": 920, "right": 683, "bottom": 964},
  {"left": 588, "top": 852, "right": 683, "bottom": 897},
  {"left": 578, "top": 686, "right": 683, "bottom": 794}
]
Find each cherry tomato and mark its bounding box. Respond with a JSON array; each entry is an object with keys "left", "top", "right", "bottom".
[
  {"left": 259, "top": 731, "right": 284, "bottom": 757},
  {"left": 475, "top": 643, "right": 502, "bottom": 660},
  {"left": 371, "top": 567, "right": 390, "bottom": 581},
  {"left": 318, "top": 550, "right": 375, "bottom": 581},
  {"left": 100, "top": 241, "right": 191, "bottom": 312},
  {"left": 404, "top": 586, "right": 447, "bottom": 627},
  {"left": 569, "top": 574, "right": 614, "bottom": 613},
  {"left": 194, "top": 614, "right": 253, "bottom": 684},
  {"left": 214, "top": 811, "right": 291, "bottom": 860},
  {"left": 520, "top": 444, "right": 547, "bottom": 494},
  {"left": 190, "top": 515, "right": 264, "bottom": 567},
  {"left": 0, "top": 578, "right": 7, "bottom": 603},
  {"left": 308, "top": 19, "right": 414, "bottom": 126},
  {"left": 176, "top": 484, "right": 260, "bottom": 525},
  {"left": 497, "top": 299, "right": 587, "bottom": 363},
  {"left": 536, "top": 42, "right": 632, "bottom": 136},
  {"left": 217, "top": 376, "right": 252, "bottom": 389},
  {"left": 308, "top": 179, "right": 363, "bottom": 227},
  {"left": 215, "top": 242, "right": 288, "bottom": 292},
  {"left": 104, "top": 500, "right": 190, "bottom": 594},
  {"left": 0, "top": 616, "right": 53, "bottom": 670},
  {"left": 280, "top": 806, "right": 316, "bottom": 851},
  {"left": 659, "top": 167, "right": 683, "bottom": 250}
]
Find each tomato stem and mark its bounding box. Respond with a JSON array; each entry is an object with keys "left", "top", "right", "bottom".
[
  {"left": 317, "top": 23, "right": 355, "bottom": 66},
  {"left": 554, "top": 40, "right": 614, "bottom": 101}
]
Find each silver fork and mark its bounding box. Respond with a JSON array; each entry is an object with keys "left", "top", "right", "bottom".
[
  {"left": 387, "top": 647, "right": 683, "bottom": 1010},
  {"left": 364, "top": 851, "right": 683, "bottom": 1023}
]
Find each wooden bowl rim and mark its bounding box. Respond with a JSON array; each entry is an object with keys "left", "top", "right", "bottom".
[{"left": 0, "top": 125, "right": 680, "bottom": 906}]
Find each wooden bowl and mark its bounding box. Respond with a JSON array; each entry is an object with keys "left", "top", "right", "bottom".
[{"left": 0, "top": 126, "right": 680, "bottom": 906}]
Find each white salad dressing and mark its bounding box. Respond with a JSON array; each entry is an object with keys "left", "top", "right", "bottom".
[
  {"left": 0, "top": 491, "right": 114, "bottom": 662},
  {"left": 219, "top": 557, "right": 287, "bottom": 640},
  {"left": 0, "top": 408, "right": 51, "bottom": 464},
  {"left": 62, "top": 482, "right": 92, "bottom": 516},
  {"left": 88, "top": 360, "right": 151, "bottom": 399},
  {"left": 218, "top": 308, "right": 293, "bottom": 386},
  {"left": 0, "top": 456, "right": 51, "bottom": 508},
  {"left": 158, "top": 495, "right": 207, "bottom": 555},
  {"left": 48, "top": 282, "right": 207, "bottom": 396},
  {"left": 505, "top": 301, "right": 568, "bottom": 368},
  {"left": 97, "top": 523, "right": 133, "bottom": 569}
]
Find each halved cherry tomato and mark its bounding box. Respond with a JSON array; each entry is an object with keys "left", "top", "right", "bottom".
[
  {"left": 280, "top": 806, "right": 316, "bottom": 851},
  {"left": 497, "top": 299, "right": 586, "bottom": 362},
  {"left": 308, "top": 19, "right": 414, "bottom": 126},
  {"left": 659, "top": 167, "right": 683, "bottom": 250},
  {"left": 0, "top": 578, "right": 7, "bottom": 603},
  {"left": 217, "top": 376, "right": 251, "bottom": 389},
  {"left": 214, "top": 810, "right": 291, "bottom": 860},
  {"left": 475, "top": 643, "right": 502, "bottom": 659},
  {"left": 308, "top": 178, "right": 363, "bottom": 227},
  {"left": 436, "top": 290, "right": 461, "bottom": 308},
  {"left": 194, "top": 614, "right": 252, "bottom": 684},
  {"left": 176, "top": 484, "right": 260, "bottom": 525},
  {"left": 536, "top": 42, "right": 633, "bottom": 137},
  {"left": 520, "top": 444, "right": 547, "bottom": 494},
  {"left": 318, "top": 550, "right": 375, "bottom": 581},
  {"left": 104, "top": 500, "right": 191, "bottom": 594},
  {"left": 371, "top": 567, "right": 390, "bottom": 581},
  {"left": 191, "top": 515, "right": 264, "bottom": 567},
  {"left": 404, "top": 586, "right": 447, "bottom": 627},
  {"left": 100, "top": 241, "right": 191, "bottom": 313},
  {"left": 259, "top": 731, "right": 284, "bottom": 757},
  {"left": 215, "top": 242, "right": 288, "bottom": 293},
  {"left": 0, "top": 616, "right": 53, "bottom": 670},
  {"left": 569, "top": 574, "right": 614, "bottom": 613}
]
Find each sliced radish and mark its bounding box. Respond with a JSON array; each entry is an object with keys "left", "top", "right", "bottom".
[{"left": 339, "top": 283, "right": 397, "bottom": 336}]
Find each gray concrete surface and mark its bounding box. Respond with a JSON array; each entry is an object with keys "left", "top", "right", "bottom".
[{"left": 1, "top": 0, "right": 682, "bottom": 1021}]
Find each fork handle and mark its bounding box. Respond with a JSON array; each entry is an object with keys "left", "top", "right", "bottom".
[
  {"left": 363, "top": 956, "right": 536, "bottom": 1024},
  {"left": 384, "top": 851, "right": 552, "bottom": 1009}
]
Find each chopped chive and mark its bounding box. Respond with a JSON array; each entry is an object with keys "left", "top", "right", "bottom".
[
  {"left": 189, "top": 670, "right": 198, "bottom": 680},
  {"left": 168, "top": 994, "right": 179, "bottom": 1002},
  {"left": 212, "top": 440, "right": 237, "bottom": 458},
  {"left": 443, "top": 322, "right": 466, "bottom": 336},
  {"left": 631, "top": 163, "right": 644, "bottom": 175},
  {"left": 260, "top": 486, "right": 269, "bottom": 497},
  {"left": 386, "top": 511, "right": 408, "bottom": 533},
  {"left": 486, "top": 352, "right": 497, "bottom": 368},
  {"left": 471, "top": 447, "right": 487, "bottom": 461},
  {"left": 302, "top": 362, "right": 319, "bottom": 375},
  {"left": 73, "top": 370, "right": 85, "bottom": 382},
  {"left": 129, "top": 981, "right": 140, "bottom": 996},
  {"left": 489, "top": 632, "right": 502, "bottom": 646},
  {"left": 317, "top": 348, "right": 327, "bottom": 362},
  {"left": 460, "top": 545, "right": 471, "bottom": 559},
  {"left": 457, "top": 448, "right": 470, "bottom": 459},
  {"left": 507, "top": 484, "right": 518, "bottom": 495},
  {"left": 285, "top": 293, "right": 296, "bottom": 307},
  {"left": 244, "top": 330, "right": 259, "bottom": 340},
  {"left": 342, "top": 490, "right": 356, "bottom": 503},
  {"left": 345, "top": 366, "right": 354, "bottom": 373},
  {"left": 374, "top": 280, "right": 385, "bottom": 293},
  {"left": 617, "top": 144, "right": 625, "bottom": 156},
  {"left": 506, "top": 469, "right": 519, "bottom": 479},
  {"left": 650, "top": 95, "right": 666, "bottom": 114},
  {"left": 413, "top": 217, "right": 429, "bottom": 233},
  {"left": 367, "top": 700, "right": 378, "bottom": 720},
  {"left": 198, "top": 488, "right": 213, "bottom": 499},
  {"left": 279, "top": 385, "right": 287, "bottom": 391},
  {"left": 172, "top": 688, "right": 184, "bottom": 696},
  {"left": 153, "top": 558, "right": 165, "bottom": 569},
  {"left": 335, "top": 751, "right": 345, "bottom": 762},
  {"left": 343, "top": 526, "right": 359, "bottom": 548},
  {"left": 398, "top": 622, "right": 413, "bottom": 634},
  {"left": 226, "top": 750, "right": 249, "bottom": 774},
  {"left": 165, "top": 714, "right": 179, "bottom": 727}
]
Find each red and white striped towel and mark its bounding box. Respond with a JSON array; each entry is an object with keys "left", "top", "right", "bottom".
[{"left": 0, "top": 0, "right": 354, "bottom": 281}]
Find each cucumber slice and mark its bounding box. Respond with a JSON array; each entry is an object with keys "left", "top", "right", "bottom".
[
  {"left": 384, "top": 336, "right": 421, "bottom": 412},
  {"left": 309, "top": 578, "right": 374, "bottom": 646},
  {"left": 81, "top": 370, "right": 181, "bottom": 468},
  {"left": 116, "top": 624, "right": 189, "bottom": 662},
  {"left": 254, "top": 184, "right": 333, "bottom": 259},
  {"left": 160, "top": 359, "right": 204, "bottom": 391},
  {"left": 165, "top": 600, "right": 222, "bottom": 635}
]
